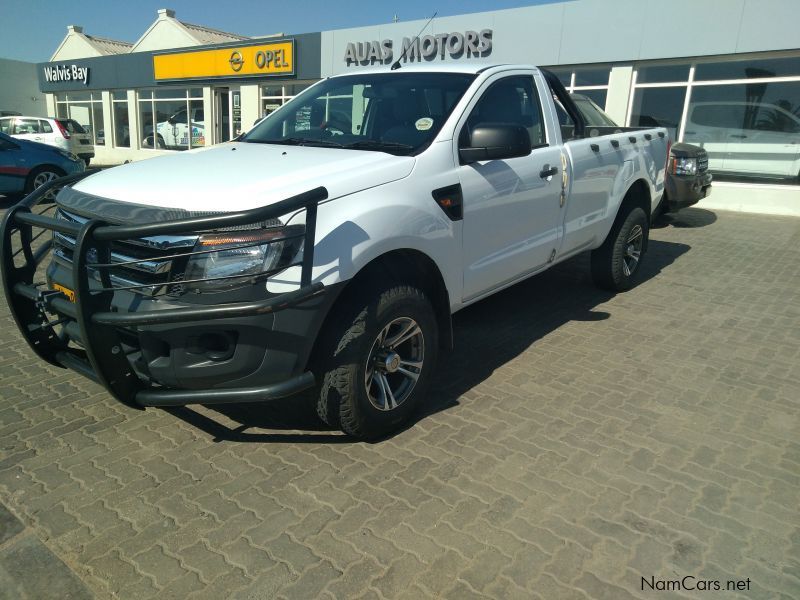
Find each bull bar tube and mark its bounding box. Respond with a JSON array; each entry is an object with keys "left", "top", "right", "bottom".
[{"left": 0, "top": 171, "right": 328, "bottom": 409}]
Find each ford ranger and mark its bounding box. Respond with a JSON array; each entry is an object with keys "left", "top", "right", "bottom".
[{"left": 2, "top": 64, "right": 669, "bottom": 439}]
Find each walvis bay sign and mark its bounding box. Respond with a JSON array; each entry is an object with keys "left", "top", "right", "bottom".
[
  {"left": 343, "top": 29, "right": 493, "bottom": 66},
  {"left": 42, "top": 63, "right": 90, "bottom": 85}
]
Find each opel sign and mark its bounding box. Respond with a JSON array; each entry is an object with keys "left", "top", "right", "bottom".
[
  {"left": 228, "top": 51, "right": 244, "bottom": 72},
  {"left": 153, "top": 40, "right": 295, "bottom": 80}
]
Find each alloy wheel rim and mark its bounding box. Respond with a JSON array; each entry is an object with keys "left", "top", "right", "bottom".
[
  {"left": 623, "top": 224, "right": 643, "bottom": 276},
  {"left": 364, "top": 316, "right": 425, "bottom": 411},
  {"left": 33, "top": 171, "right": 58, "bottom": 188}
]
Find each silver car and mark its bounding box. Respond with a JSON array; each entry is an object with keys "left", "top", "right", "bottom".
[{"left": 0, "top": 115, "right": 95, "bottom": 167}]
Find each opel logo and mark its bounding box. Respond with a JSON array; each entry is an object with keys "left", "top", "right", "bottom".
[{"left": 229, "top": 51, "right": 244, "bottom": 72}]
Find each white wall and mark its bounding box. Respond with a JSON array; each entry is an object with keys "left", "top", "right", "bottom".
[
  {"left": 132, "top": 20, "right": 197, "bottom": 53},
  {"left": 51, "top": 35, "right": 101, "bottom": 61},
  {"left": 321, "top": 0, "right": 800, "bottom": 76}
]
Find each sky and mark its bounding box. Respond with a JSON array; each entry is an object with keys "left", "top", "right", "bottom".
[{"left": 0, "top": 0, "right": 557, "bottom": 63}]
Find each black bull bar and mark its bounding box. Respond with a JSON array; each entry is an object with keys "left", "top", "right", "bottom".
[{"left": 1, "top": 171, "right": 328, "bottom": 408}]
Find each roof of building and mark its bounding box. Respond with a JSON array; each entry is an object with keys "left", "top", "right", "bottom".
[
  {"left": 83, "top": 33, "right": 134, "bottom": 55},
  {"left": 178, "top": 20, "right": 249, "bottom": 45}
]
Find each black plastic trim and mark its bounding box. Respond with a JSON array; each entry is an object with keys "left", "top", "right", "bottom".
[
  {"left": 93, "top": 283, "right": 325, "bottom": 326},
  {"left": 136, "top": 372, "right": 315, "bottom": 407},
  {"left": 431, "top": 184, "right": 463, "bottom": 221}
]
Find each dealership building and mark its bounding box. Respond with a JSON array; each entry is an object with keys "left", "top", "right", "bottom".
[{"left": 29, "top": 0, "right": 800, "bottom": 214}]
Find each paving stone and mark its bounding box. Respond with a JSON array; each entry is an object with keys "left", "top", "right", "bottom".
[{"left": 1, "top": 209, "right": 799, "bottom": 598}]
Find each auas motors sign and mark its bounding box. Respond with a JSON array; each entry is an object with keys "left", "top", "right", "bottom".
[
  {"left": 43, "top": 64, "right": 90, "bottom": 85},
  {"left": 344, "top": 29, "right": 492, "bottom": 66}
]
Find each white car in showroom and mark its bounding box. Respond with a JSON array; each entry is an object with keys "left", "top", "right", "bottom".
[
  {"left": 0, "top": 115, "right": 95, "bottom": 166},
  {"left": 683, "top": 101, "right": 800, "bottom": 180},
  {"left": 143, "top": 106, "right": 205, "bottom": 150}
]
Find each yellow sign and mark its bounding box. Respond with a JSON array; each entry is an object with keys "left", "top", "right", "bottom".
[{"left": 153, "top": 41, "right": 294, "bottom": 80}]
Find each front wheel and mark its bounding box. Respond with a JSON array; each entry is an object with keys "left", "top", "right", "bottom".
[
  {"left": 314, "top": 285, "right": 439, "bottom": 440},
  {"left": 591, "top": 206, "right": 648, "bottom": 291},
  {"left": 142, "top": 134, "right": 165, "bottom": 149},
  {"left": 24, "top": 166, "right": 64, "bottom": 195}
]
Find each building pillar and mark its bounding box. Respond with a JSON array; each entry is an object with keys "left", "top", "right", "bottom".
[
  {"left": 100, "top": 91, "right": 113, "bottom": 150},
  {"left": 203, "top": 86, "right": 213, "bottom": 146},
  {"left": 605, "top": 65, "right": 633, "bottom": 125},
  {"left": 127, "top": 90, "right": 140, "bottom": 151},
  {"left": 240, "top": 84, "right": 261, "bottom": 134},
  {"left": 45, "top": 93, "right": 56, "bottom": 117}
]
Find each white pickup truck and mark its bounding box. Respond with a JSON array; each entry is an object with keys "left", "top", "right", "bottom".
[{"left": 2, "top": 64, "right": 669, "bottom": 439}]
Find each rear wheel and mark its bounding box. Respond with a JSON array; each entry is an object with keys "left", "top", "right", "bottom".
[
  {"left": 142, "top": 134, "right": 165, "bottom": 149},
  {"left": 591, "top": 206, "right": 648, "bottom": 291},
  {"left": 314, "top": 285, "right": 438, "bottom": 440},
  {"left": 24, "top": 166, "right": 64, "bottom": 195}
]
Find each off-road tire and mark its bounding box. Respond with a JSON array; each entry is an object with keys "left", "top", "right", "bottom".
[
  {"left": 590, "top": 206, "right": 648, "bottom": 292},
  {"left": 314, "top": 285, "right": 438, "bottom": 440}
]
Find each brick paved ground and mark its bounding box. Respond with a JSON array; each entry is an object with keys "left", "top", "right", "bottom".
[{"left": 0, "top": 206, "right": 798, "bottom": 599}]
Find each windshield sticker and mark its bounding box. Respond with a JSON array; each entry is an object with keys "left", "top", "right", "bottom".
[{"left": 415, "top": 118, "right": 434, "bottom": 131}]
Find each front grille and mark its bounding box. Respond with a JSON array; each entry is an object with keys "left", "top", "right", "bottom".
[
  {"left": 53, "top": 208, "right": 197, "bottom": 296},
  {"left": 697, "top": 151, "right": 709, "bottom": 173}
]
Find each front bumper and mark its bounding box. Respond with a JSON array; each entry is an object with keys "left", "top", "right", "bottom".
[
  {"left": 1, "top": 171, "right": 329, "bottom": 409},
  {"left": 664, "top": 170, "right": 712, "bottom": 212}
]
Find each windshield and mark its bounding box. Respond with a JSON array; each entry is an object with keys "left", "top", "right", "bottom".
[{"left": 241, "top": 72, "right": 476, "bottom": 155}]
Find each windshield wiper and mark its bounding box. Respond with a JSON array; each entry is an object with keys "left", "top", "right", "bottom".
[
  {"left": 345, "top": 140, "right": 415, "bottom": 154},
  {"left": 243, "top": 137, "right": 344, "bottom": 148}
]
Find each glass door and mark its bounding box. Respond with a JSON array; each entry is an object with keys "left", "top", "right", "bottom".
[{"left": 215, "top": 88, "right": 230, "bottom": 143}]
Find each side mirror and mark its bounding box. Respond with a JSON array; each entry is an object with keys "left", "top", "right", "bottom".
[{"left": 459, "top": 124, "right": 531, "bottom": 164}]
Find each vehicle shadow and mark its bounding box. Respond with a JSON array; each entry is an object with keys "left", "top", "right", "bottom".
[
  {"left": 0, "top": 193, "right": 23, "bottom": 210},
  {"left": 167, "top": 238, "right": 691, "bottom": 443},
  {"left": 652, "top": 207, "right": 717, "bottom": 229}
]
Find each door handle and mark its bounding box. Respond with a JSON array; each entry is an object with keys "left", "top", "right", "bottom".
[
  {"left": 730, "top": 134, "right": 747, "bottom": 139},
  {"left": 540, "top": 165, "right": 558, "bottom": 179}
]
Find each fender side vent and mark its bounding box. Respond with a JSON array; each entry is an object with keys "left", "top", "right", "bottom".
[{"left": 432, "top": 184, "right": 463, "bottom": 221}]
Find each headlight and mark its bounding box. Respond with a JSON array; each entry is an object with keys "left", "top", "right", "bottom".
[
  {"left": 671, "top": 157, "right": 697, "bottom": 176},
  {"left": 183, "top": 225, "right": 305, "bottom": 292},
  {"left": 57, "top": 149, "right": 79, "bottom": 162}
]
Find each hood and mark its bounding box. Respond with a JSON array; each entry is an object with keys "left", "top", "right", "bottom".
[
  {"left": 669, "top": 142, "right": 707, "bottom": 159},
  {"left": 71, "top": 142, "right": 416, "bottom": 211}
]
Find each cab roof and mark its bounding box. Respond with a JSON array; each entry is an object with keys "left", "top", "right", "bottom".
[{"left": 328, "top": 63, "right": 539, "bottom": 77}]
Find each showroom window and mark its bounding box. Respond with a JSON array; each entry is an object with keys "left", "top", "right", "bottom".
[
  {"left": 138, "top": 88, "right": 204, "bottom": 151},
  {"left": 630, "top": 54, "right": 800, "bottom": 183},
  {"left": 629, "top": 85, "right": 687, "bottom": 141},
  {"left": 544, "top": 66, "right": 611, "bottom": 109},
  {"left": 111, "top": 91, "right": 130, "bottom": 148},
  {"left": 260, "top": 82, "right": 313, "bottom": 117},
  {"left": 54, "top": 91, "right": 104, "bottom": 145}
]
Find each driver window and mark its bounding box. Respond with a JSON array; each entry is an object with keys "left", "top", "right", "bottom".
[{"left": 461, "top": 76, "right": 545, "bottom": 148}]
